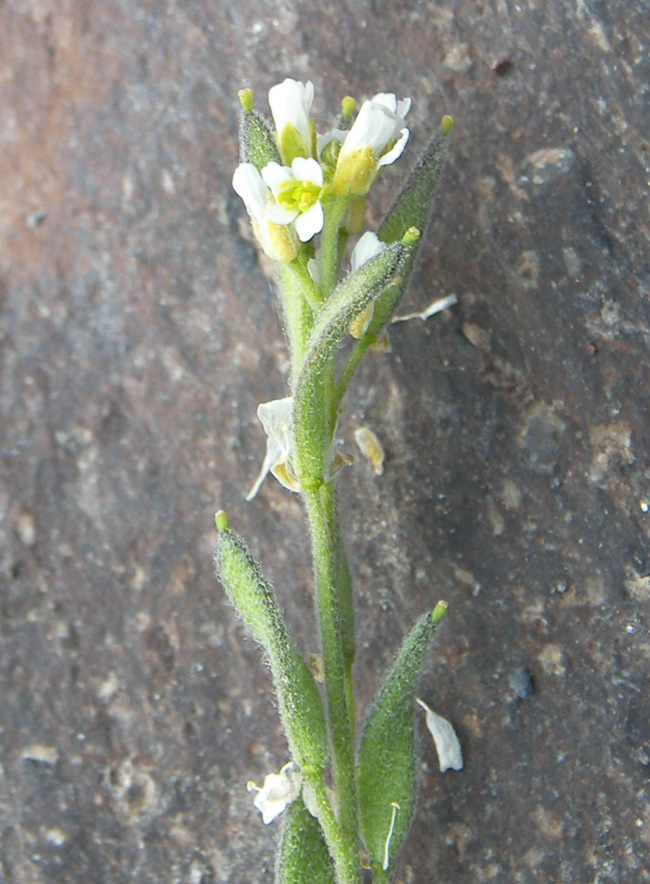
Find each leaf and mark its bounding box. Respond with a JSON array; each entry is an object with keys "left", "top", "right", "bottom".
[
  {"left": 215, "top": 511, "right": 329, "bottom": 769},
  {"left": 276, "top": 796, "right": 336, "bottom": 884},
  {"left": 357, "top": 603, "right": 447, "bottom": 876}
]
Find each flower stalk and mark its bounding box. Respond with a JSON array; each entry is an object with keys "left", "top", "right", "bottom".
[{"left": 217, "top": 78, "right": 459, "bottom": 884}]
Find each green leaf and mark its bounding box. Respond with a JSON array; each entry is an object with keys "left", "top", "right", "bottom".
[
  {"left": 357, "top": 603, "right": 447, "bottom": 877},
  {"left": 276, "top": 796, "right": 336, "bottom": 884},
  {"left": 292, "top": 242, "right": 408, "bottom": 488},
  {"left": 215, "top": 511, "right": 329, "bottom": 770},
  {"left": 238, "top": 91, "right": 282, "bottom": 170}
]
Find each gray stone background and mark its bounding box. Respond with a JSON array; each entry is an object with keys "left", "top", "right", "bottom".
[{"left": 1, "top": 1, "right": 649, "bottom": 882}]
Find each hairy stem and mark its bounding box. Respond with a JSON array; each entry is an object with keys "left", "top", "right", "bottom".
[
  {"left": 304, "top": 771, "right": 360, "bottom": 884},
  {"left": 305, "top": 482, "right": 360, "bottom": 880}
]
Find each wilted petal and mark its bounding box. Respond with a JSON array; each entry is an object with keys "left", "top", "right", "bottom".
[
  {"left": 247, "top": 762, "right": 302, "bottom": 825},
  {"left": 416, "top": 698, "right": 464, "bottom": 772},
  {"left": 246, "top": 397, "right": 300, "bottom": 500}
]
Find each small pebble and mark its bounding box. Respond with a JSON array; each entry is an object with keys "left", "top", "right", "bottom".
[{"left": 509, "top": 667, "right": 534, "bottom": 700}]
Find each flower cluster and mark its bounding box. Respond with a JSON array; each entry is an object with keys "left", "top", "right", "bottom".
[{"left": 232, "top": 78, "right": 411, "bottom": 264}]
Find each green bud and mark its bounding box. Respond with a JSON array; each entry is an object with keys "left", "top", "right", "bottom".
[
  {"left": 239, "top": 100, "right": 282, "bottom": 170},
  {"left": 293, "top": 242, "right": 409, "bottom": 486},
  {"left": 238, "top": 88, "right": 254, "bottom": 114},
  {"left": 341, "top": 96, "right": 356, "bottom": 120},
  {"left": 357, "top": 604, "right": 447, "bottom": 875},
  {"left": 215, "top": 513, "right": 329, "bottom": 769},
  {"left": 276, "top": 796, "right": 335, "bottom": 884}
]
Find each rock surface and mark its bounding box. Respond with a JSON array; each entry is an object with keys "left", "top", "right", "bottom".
[{"left": 1, "top": 1, "right": 649, "bottom": 882}]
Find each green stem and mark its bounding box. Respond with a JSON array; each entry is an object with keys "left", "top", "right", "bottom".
[
  {"left": 305, "top": 483, "right": 360, "bottom": 876},
  {"left": 305, "top": 771, "right": 360, "bottom": 884},
  {"left": 319, "top": 195, "right": 349, "bottom": 299},
  {"left": 279, "top": 262, "right": 315, "bottom": 385}
]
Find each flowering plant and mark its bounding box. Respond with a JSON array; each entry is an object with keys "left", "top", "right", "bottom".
[{"left": 216, "top": 78, "right": 458, "bottom": 884}]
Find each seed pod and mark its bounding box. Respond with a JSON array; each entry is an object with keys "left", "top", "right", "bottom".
[
  {"left": 276, "top": 795, "right": 335, "bottom": 884},
  {"left": 293, "top": 241, "right": 408, "bottom": 488},
  {"left": 215, "top": 511, "right": 328, "bottom": 769},
  {"left": 357, "top": 603, "right": 447, "bottom": 876},
  {"left": 357, "top": 117, "right": 454, "bottom": 348},
  {"left": 378, "top": 116, "right": 453, "bottom": 246}
]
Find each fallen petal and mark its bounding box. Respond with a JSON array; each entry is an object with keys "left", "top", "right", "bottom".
[{"left": 417, "top": 698, "right": 463, "bottom": 772}]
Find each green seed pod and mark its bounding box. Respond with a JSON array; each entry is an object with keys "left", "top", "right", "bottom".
[
  {"left": 215, "top": 511, "right": 329, "bottom": 769},
  {"left": 276, "top": 795, "right": 335, "bottom": 884},
  {"left": 238, "top": 90, "right": 282, "bottom": 170},
  {"left": 293, "top": 241, "right": 409, "bottom": 487},
  {"left": 350, "top": 117, "right": 453, "bottom": 350},
  {"left": 378, "top": 116, "right": 453, "bottom": 246},
  {"left": 357, "top": 603, "right": 447, "bottom": 877}
]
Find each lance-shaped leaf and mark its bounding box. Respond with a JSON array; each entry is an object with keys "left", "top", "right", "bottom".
[
  {"left": 292, "top": 241, "right": 409, "bottom": 489},
  {"left": 215, "top": 511, "right": 328, "bottom": 770},
  {"left": 276, "top": 795, "right": 336, "bottom": 884},
  {"left": 357, "top": 116, "right": 454, "bottom": 347},
  {"left": 357, "top": 602, "right": 448, "bottom": 877},
  {"left": 238, "top": 88, "right": 282, "bottom": 170}
]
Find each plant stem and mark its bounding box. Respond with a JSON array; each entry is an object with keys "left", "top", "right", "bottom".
[
  {"left": 305, "top": 482, "right": 360, "bottom": 879},
  {"left": 305, "top": 771, "right": 360, "bottom": 884},
  {"left": 279, "top": 262, "right": 314, "bottom": 385},
  {"left": 319, "top": 196, "right": 349, "bottom": 299}
]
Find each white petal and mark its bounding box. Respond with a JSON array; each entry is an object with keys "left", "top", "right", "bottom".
[
  {"left": 291, "top": 156, "right": 323, "bottom": 186},
  {"left": 232, "top": 163, "right": 269, "bottom": 226},
  {"left": 269, "top": 79, "right": 314, "bottom": 145},
  {"left": 350, "top": 231, "right": 386, "bottom": 272},
  {"left": 396, "top": 97, "right": 412, "bottom": 118},
  {"left": 371, "top": 92, "right": 398, "bottom": 113},
  {"left": 261, "top": 161, "right": 293, "bottom": 194},
  {"left": 377, "top": 127, "right": 410, "bottom": 168},
  {"left": 417, "top": 698, "right": 464, "bottom": 772},
  {"left": 295, "top": 202, "right": 324, "bottom": 241},
  {"left": 340, "top": 100, "right": 404, "bottom": 160},
  {"left": 266, "top": 202, "right": 298, "bottom": 225}
]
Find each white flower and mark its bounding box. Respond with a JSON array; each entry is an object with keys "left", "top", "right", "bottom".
[
  {"left": 262, "top": 157, "right": 324, "bottom": 242},
  {"left": 333, "top": 93, "right": 411, "bottom": 195},
  {"left": 268, "top": 78, "right": 315, "bottom": 161},
  {"left": 246, "top": 397, "right": 301, "bottom": 501},
  {"left": 232, "top": 163, "right": 297, "bottom": 263},
  {"left": 416, "top": 698, "right": 464, "bottom": 772},
  {"left": 247, "top": 762, "right": 302, "bottom": 825}
]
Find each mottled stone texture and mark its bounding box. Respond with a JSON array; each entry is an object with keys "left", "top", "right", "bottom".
[{"left": 1, "top": 1, "right": 649, "bottom": 882}]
